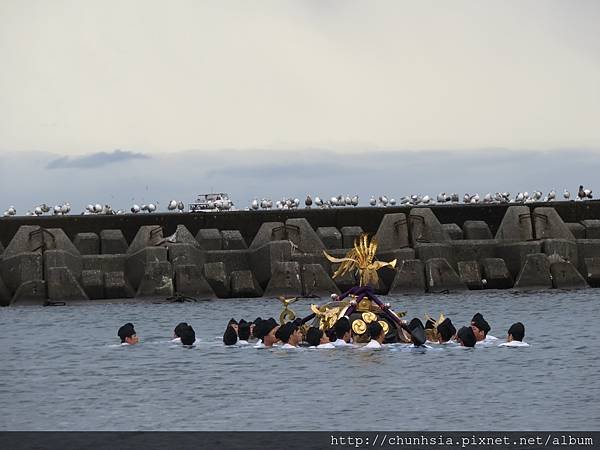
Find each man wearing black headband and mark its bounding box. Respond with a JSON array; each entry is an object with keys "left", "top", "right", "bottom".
[
  {"left": 456, "top": 326, "right": 476, "bottom": 348},
  {"left": 253, "top": 318, "right": 280, "bottom": 348},
  {"left": 436, "top": 318, "right": 457, "bottom": 344},
  {"left": 180, "top": 325, "right": 196, "bottom": 346},
  {"left": 499, "top": 322, "right": 529, "bottom": 347},
  {"left": 171, "top": 322, "right": 189, "bottom": 343},
  {"left": 237, "top": 320, "right": 251, "bottom": 345},
  {"left": 117, "top": 323, "right": 139, "bottom": 345},
  {"left": 471, "top": 312, "right": 498, "bottom": 345},
  {"left": 331, "top": 317, "right": 354, "bottom": 347},
  {"left": 306, "top": 327, "right": 335, "bottom": 349},
  {"left": 277, "top": 322, "right": 302, "bottom": 349},
  {"left": 223, "top": 325, "right": 238, "bottom": 346},
  {"left": 364, "top": 321, "right": 385, "bottom": 349}
]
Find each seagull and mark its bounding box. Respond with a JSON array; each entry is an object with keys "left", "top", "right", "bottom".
[
  {"left": 305, "top": 195, "right": 313, "bottom": 208},
  {"left": 532, "top": 191, "right": 542, "bottom": 201},
  {"left": 369, "top": 196, "right": 377, "bottom": 206},
  {"left": 400, "top": 196, "right": 410, "bottom": 205},
  {"left": 451, "top": 193, "right": 459, "bottom": 203},
  {"left": 463, "top": 193, "right": 471, "bottom": 203},
  {"left": 437, "top": 193, "right": 446, "bottom": 203},
  {"left": 7, "top": 206, "right": 16, "bottom": 216},
  {"left": 40, "top": 204, "right": 50, "bottom": 213},
  {"left": 147, "top": 203, "right": 157, "bottom": 212},
  {"left": 421, "top": 195, "right": 431, "bottom": 204},
  {"left": 177, "top": 201, "right": 185, "bottom": 212},
  {"left": 389, "top": 198, "right": 396, "bottom": 206},
  {"left": 60, "top": 203, "right": 70, "bottom": 214},
  {"left": 131, "top": 204, "right": 141, "bottom": 213},
  {"left": 34, "top": 206, "right": 43, "bottom": 216},
  {"left": 168, "top": 200, "right": 177, "bottom": 211},
  {"left": 380, "top": 195, "right": 389, "bottom": 206},
  {"left": 93, "top": 203, "right": 103, "bottom": 213},
  {"left": 516, "top": 192, "right": 525, "bottom": 203},
  {"left": 578, "top": 185, "right": 593, "bottom": 199},
  {"left": 251, "top": 199, "right": 259, "bottom": 210},
  {"left": 548, "top": 190, "right": 556, "bottom": 201},
  {"left": 563, "top": 189, "right": 571, "bottom": 200},
  {"left": 351, "top": 195, "right": 359, "bottom": 206},
  {"left": 483, "top": 193, "right": 492, "bottom": 203},
  {"left": 315, "top": 196, "right": 323, "bottom": 207}
]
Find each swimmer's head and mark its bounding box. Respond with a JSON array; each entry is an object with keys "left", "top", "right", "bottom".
[
  {"left": 180, "top": 325, "right": 196, "bottom": 346},
  {"left": 457, "top": 326, "right": 476, "bottom": 348},
  {"left": 118, "top": 323, "right": 138, "bottom": 345},
  {"left": 238, "top": 320, "right": 251, "bottom": 341},
  {"left": 507, "top": 322, "right": 525, "bottom": 342},
  {"left": 173, "top": 322, "right": 189, "bottom": 338}
]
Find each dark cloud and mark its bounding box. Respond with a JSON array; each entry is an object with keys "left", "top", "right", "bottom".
[{"left": 46, "top": 150, "right": 150, "bottom": 169}]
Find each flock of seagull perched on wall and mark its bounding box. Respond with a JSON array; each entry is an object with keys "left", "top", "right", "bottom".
[{"left": 2, "top": 185, "right": 594, "bottom": 217}]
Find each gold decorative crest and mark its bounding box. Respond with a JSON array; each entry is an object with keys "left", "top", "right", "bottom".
[{"left": 323, "top": 234, "right": 397, "bottom": 286}]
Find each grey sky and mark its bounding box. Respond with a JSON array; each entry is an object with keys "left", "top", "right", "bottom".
[
  {"left": 1, "top": 0, "right": 599, "bottom": 154},
  {"left": 1, "top": 1, "right": 599, "bottom": 212}
]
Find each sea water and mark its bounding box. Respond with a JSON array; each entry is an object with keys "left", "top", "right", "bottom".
[{"left": 1, "top": 289, "right": 599, "bottom": 430}]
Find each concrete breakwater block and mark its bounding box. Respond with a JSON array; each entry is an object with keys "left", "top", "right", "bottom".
[
  {"left": 340, "top": 226, "right": 363, "bottom": 249},
  {"left": 300, "top": 263, "right": 340, "bottom": 296},
  {"left": 374, "top": 213, "right": 409, "bottom": 251},
  {"left": 196, "top": 228, "right": 222, "bottom": 250},
  {"left": 409, "top": 208, "right": 449, "bottom": 245},
  {"left": 73, "top": 233, "right": 99, "bottom": 255},
  {"left": 581, "top": 220, "right": 600, "bottom": 239},
  {"left": 575, "top": 239, "right": 600, "bottom": 274},
  {"left": 463, "top": 221, "right": 493, "bottom": 240},
  {"left": 205, "top": 250, "right": 250, "bottom": 274},
  {"left": 495, "top": 206, "right": 532, "bottom": 241},
  {"left": 543, "top": 239, "right": 578, "bottom": 264},
  {"left": 44, "top": 249, "right": 82, "bottom": 282},
  {"left": 167, "top": 243, "right": 205, "bottom": 269},
  {"left": 481, "top": 258, "right": 513, "bottom": 289},
  {"left": 127, "top": 225, "right": 164, "bottom": 254},
  {"left": 584, "top": 257, "right": 600, "bottom": 287},
  {"left": 3, "top": 225, "right": 40, "bottom": 257},
  {"left": 100, "top": 229, "right": 128, "bottom": 254},
  {"left": 264, "top": 261, "right": 303, "bottom": 297},
  {"left": 285, "top": 218, "right": 325, "bottom": 254},
  {"left": 514, "top": 253, "right": 552, "bottom": 290},
  {"left": 174, "top": 264, "right": 214, "bottom": 297},
  {"left": 47, "top": 267, "right": 88, "bottom": 301},
  {"left": 316, "top": 227, "right": 342, "bottom": 249},
  {"left": 442, "top": 223, "right": 463, "bottom": 241},
  {"left": 496, "top": 241, "right": 542, "bottom": 279},
  {"left": 425, "top": 258, "right": 465, "bottom": 293},
  {"left": 566, "top": 223, "right": 586, "bottom": 239},
  {"left": 230, "top": 270, "right": 263, "bottom": 297},
  {"left": 0, "top": 252, "right": 43, "bottom": 292},
  {"left": 161, "top": 225, "right": 198, "bottom": 247},
  {"left": 532, "top": 207, "right": 575, "bottom": 241},
  {"left": 204, "top": 262, "right": 230, "bottom": 297},
  {"left": 550, "top": 261, "right": 588, "bottom": 289},
  {"left": 388, "top": 259, "right": 426, "bottom": 294},
  {"left": 415, "top": 243, "right": 455, "bottom": 268},
  {"left": 126, "top": 246, "right": 168, "bottom": 290},
  {"left": 458, "top": 261, "right": 484, "bottom": 290},
  {"left": 451, "top": 240, "right": 497, "bottom": 264},
  {"left": 249, "top": 222, "right": 285, "bottom": 249},
  {"left": 0, "top": 274, "right": 11, "bottom": 306},
  {"left": 82, "top": 254, "right": 126, "bottom": 273},
  {"left": 249, "top": 240, "right": 292, "bottom": 288},
  {"left": 221, "top": 230, "right": 247, "bottom": 250},
  {"left": 376, "top": 248, "right": 415, "bottom": 288},
  {"left": 81, "top": 269, "right": 104, "bottom": 299},
  {"left": 136, "top": 261, "right": 173, "bottom": 297},
  {"left": 104, "top": 271, "right": 135, "bottom": 298},
  {"left": 10, "top": 280, "right": 46, "bottom": 305}
]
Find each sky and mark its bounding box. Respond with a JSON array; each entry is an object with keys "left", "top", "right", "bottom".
[{"left": 0, "top": 0, "right": 599, "bottom": 211}]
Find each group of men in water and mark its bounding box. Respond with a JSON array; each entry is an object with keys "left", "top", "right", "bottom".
[{"left": 117, "top": 312, "right": 529, "bottom": 349}]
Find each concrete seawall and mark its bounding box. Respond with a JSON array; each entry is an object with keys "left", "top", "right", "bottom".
[{"left": 1, "top": 201, "right": 600, "bottom": 305}]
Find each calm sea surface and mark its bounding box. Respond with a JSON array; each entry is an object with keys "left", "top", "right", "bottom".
[{"left": 1, "top": 289, "right": 599, "bottom": 431}]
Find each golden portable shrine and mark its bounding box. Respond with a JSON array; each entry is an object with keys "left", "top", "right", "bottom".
[{"left": 278, "top": 234, "right": 417, "bottom": 343}]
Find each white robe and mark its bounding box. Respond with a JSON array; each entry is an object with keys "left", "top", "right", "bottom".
[
  {"left": 498, "top": 340, "right": 530, "bottom": 347},
  {"left": 364, "top": 339, "right": 382, "bottom": 349}
]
